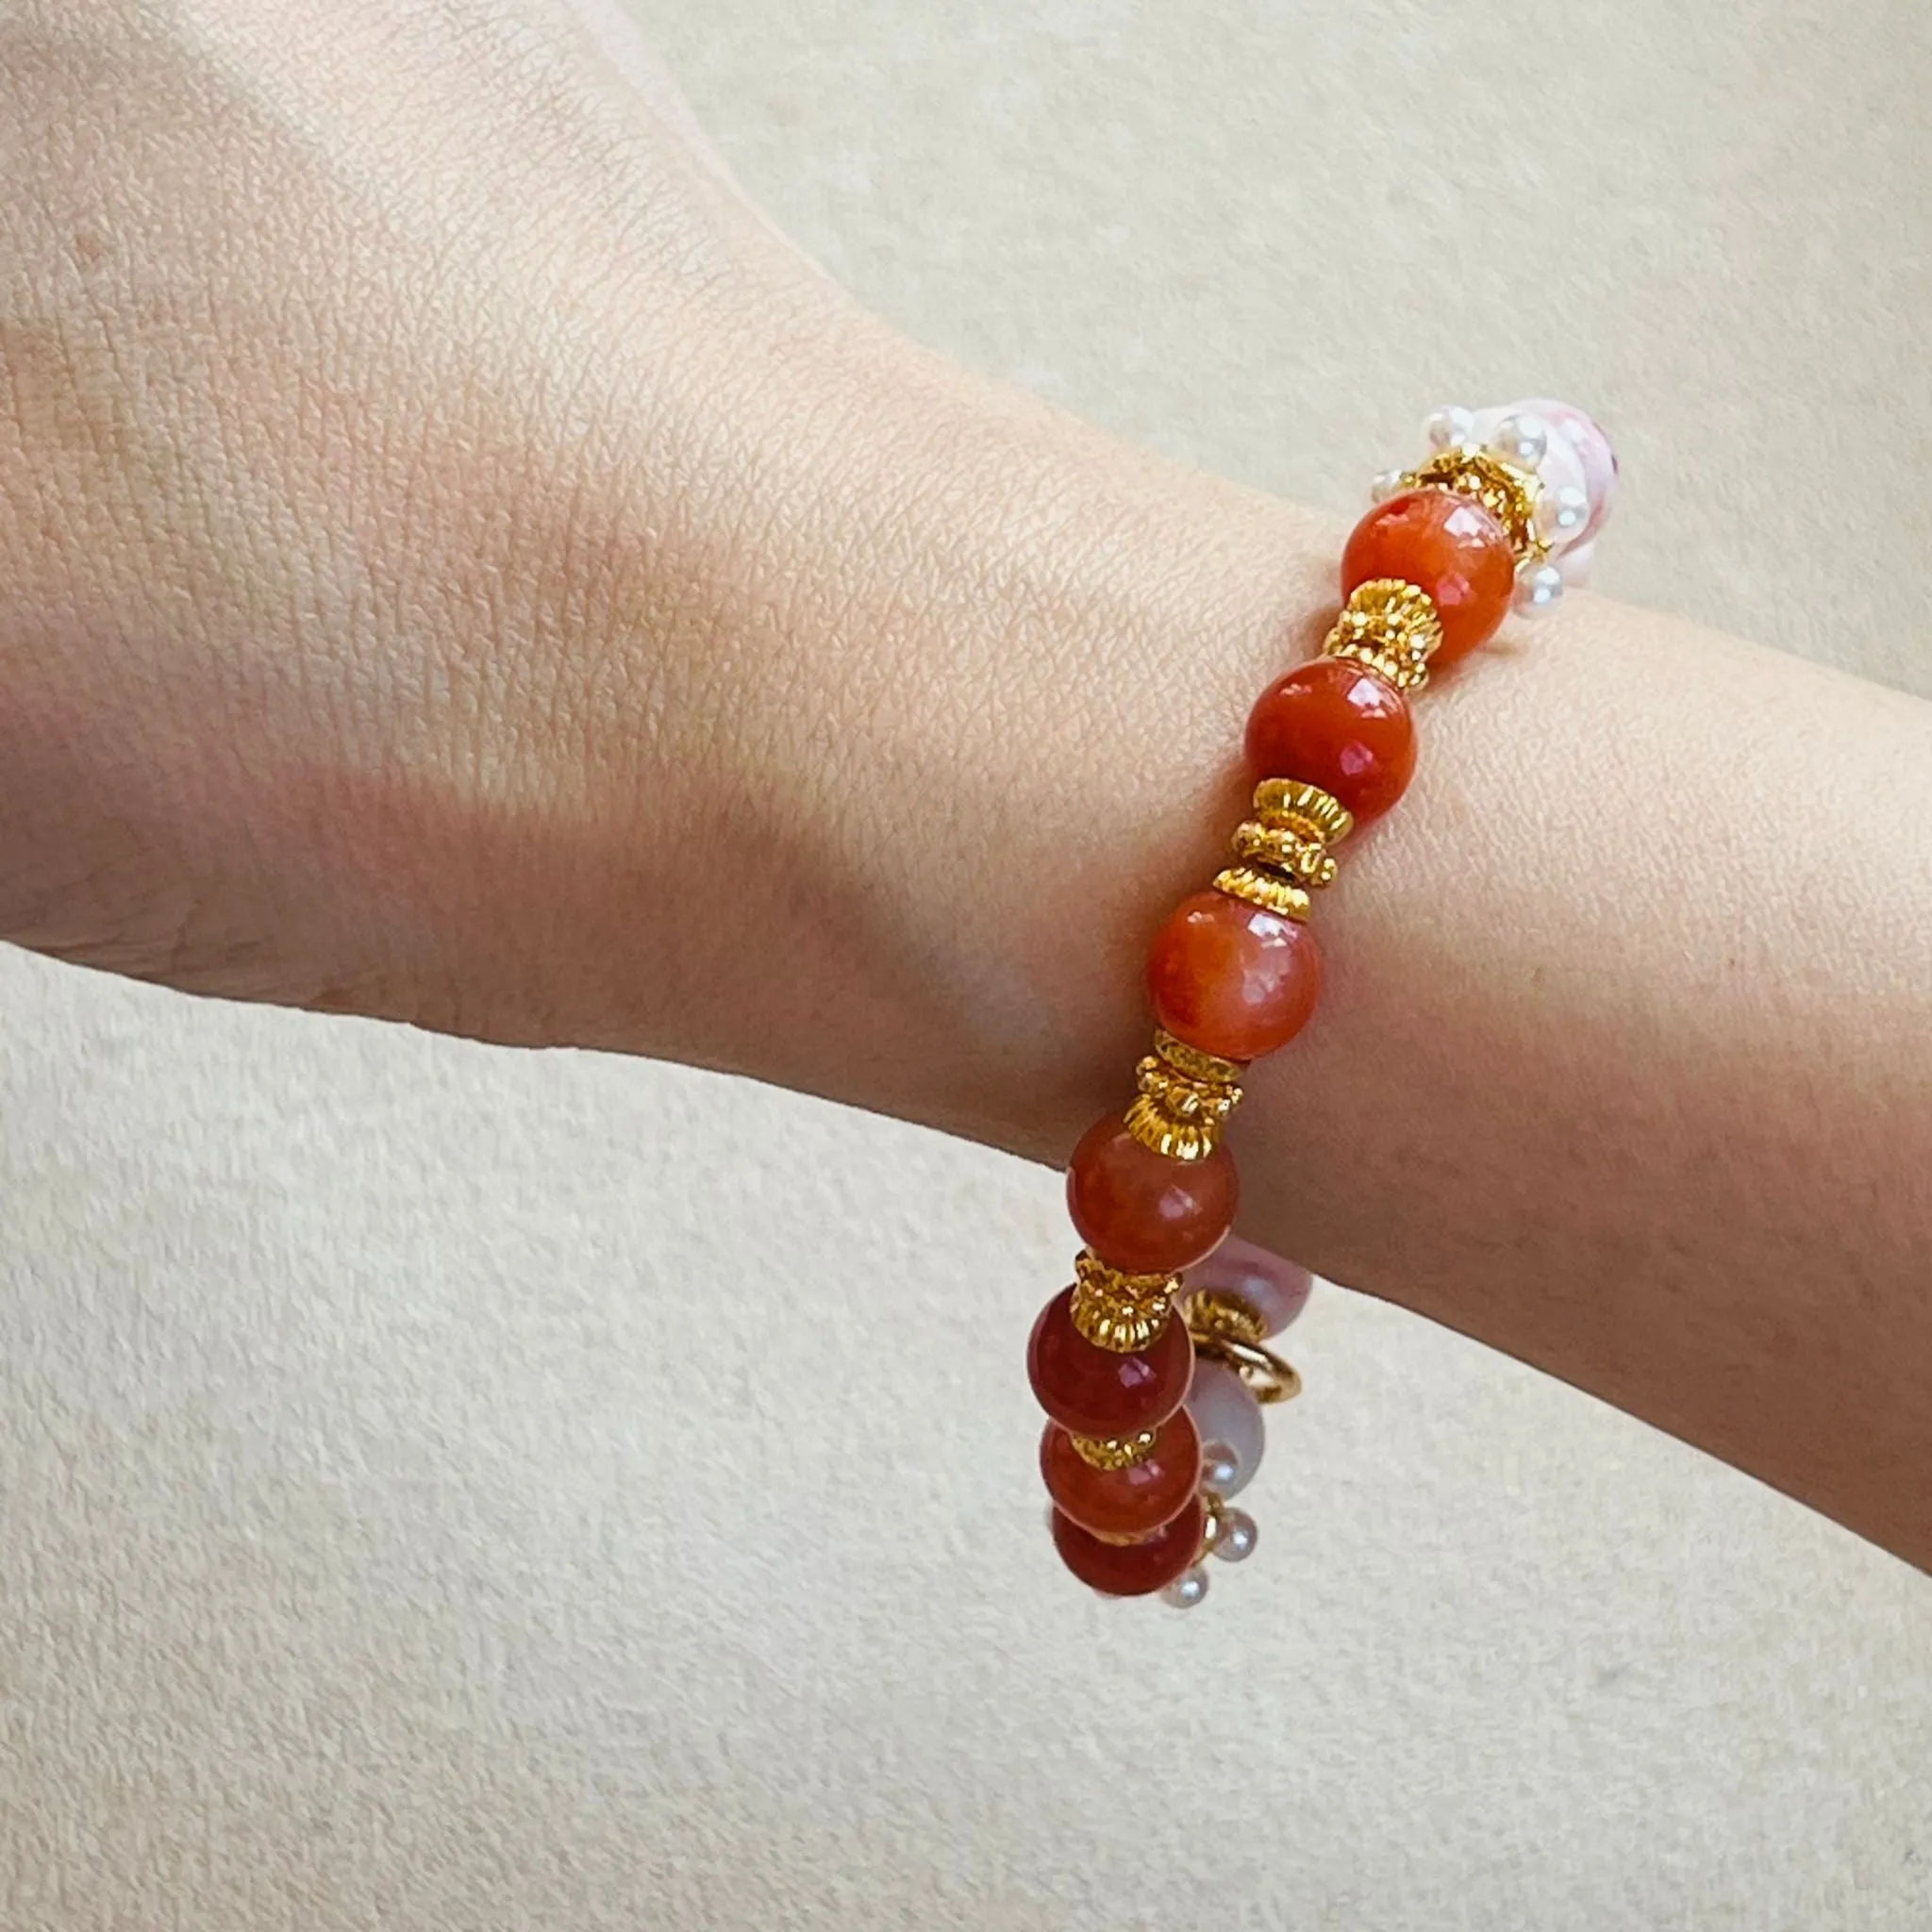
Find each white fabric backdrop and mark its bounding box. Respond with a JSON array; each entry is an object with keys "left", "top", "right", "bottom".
[{"left": 3, "top": 3, "right": 1928, "bottom": 1926}]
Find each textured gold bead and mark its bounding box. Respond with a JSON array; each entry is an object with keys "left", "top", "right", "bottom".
[
  {"left": 1322, "top": 577, "right": 1444, "bottom": 692},
  {"left": 1398, "top": 446, "right": 1546, "bottom": 561},
  {"left": 1151, "top": 1029, "right": 1245, "bottom": 1086},
  {"left": 1253, "top": 778, "right": 1354, "bottom": 847},
  {"left": 1123, "top": 1095, "right": 1218, "bottom": 1161},
  {"left": 1067, "top": 1428, "right": 1159, "bottom": 1471},
  {"left": 1212, "top": 866, "right": 1310, "bottom": 921},
  {"left": 1325, "top": 639, "right": 1424, "bottom": 690},
  {"left": 1231, "top": 819, "right": 1339, "bottom": 889},
  {"left": 1183, "top": 1286, "right": 1268, "bottom": 1346},
  {"left": 1071, "top": 1249, "right": 1178, "bottom": 1353},
  {"left": 1124, "top": 1039, "right": 1244, "bottom": 1160}
]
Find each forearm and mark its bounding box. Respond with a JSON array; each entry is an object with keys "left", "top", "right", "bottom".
[{"left": 508, "top": 321, "right": 1932, "bottom": 1566}]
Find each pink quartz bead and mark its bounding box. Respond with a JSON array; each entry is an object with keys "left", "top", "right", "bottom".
[{"left": 1182, "top": 1236, "right": 1312, "bottom": 1337}]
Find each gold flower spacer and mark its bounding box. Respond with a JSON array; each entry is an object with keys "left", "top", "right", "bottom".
[
  {"left": 1399, "top": 446, "right": 1547, "bottom": 561},
  {"left": 1068, "top": 1428, "right": 1158, "bottom": 1471},
  {"left": 1124, "top": 1094, "right": 1219, "bottom": 1161},
  {"left": 1212, "top": 865, "right": 1310, "bottom": 921},
  {"left": 1124, "top": 1033, "right": 1245, "bottom": 1161},
  {"left": 1071, "top": 1249, "right": 1179, "bottom": 1353},
  {"left": 1323, "top": 577, "right": 1444, "bottom": 692},
  {"left": 1231, "top": 819, "right": 1339, "bottom": 889},
  {"left": 1183, "top": 1286, "right": 1267, "bottom": 1346},
  {"left": 1326, "top": 639, "right": 1424, "bottom": 690},
  {"left": 1151, "top": 1029, "right": 1244, "bottom": 1087},
  {"left": 1253, "top": 778, "right": 1354, "bottom": 848}
]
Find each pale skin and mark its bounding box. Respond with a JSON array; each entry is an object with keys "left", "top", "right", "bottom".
[{"left": 3, "top": 4, "right": 1928, "bottom": 1568}]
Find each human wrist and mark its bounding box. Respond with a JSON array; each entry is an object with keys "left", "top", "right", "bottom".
[
  {"left": 519, "top": 325, "right": 1340, "bottom": 1144},
  {"left": 529, "top": 346, "right": 1932, "bottom": 1567}
]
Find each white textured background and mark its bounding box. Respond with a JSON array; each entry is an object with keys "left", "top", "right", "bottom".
[{"left": 4, "top": 4, "right": 1929, "bottom": 1928}]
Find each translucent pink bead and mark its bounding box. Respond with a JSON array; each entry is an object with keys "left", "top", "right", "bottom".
[
  {"left": 1185, "top": 1357, "right": 1266, "bottom": 1501},
  {"left": 1182, "top": 1236, "right": 1311, "bottom": 1337}
]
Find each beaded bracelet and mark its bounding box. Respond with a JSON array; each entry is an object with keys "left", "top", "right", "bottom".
[{"left": 1026, "top": 399, "right": 1618, "bottom": 1607}]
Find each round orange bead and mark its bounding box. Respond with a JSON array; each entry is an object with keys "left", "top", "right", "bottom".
[
  {"left": 1051, "top": 1494, "right": 1208, "bottom": 1597},
  {"left": 1244, "top": 657, "right": 1417, "bottom": 823},
  {"left": 1146, "top": 891, "right": 1323, "bottom": 1062},
  {"left": 1026, "top": 1285, "right": 1194, "bottom": 1439},
  {"left": 1039, "top": 1407, "right": 1203, "bottom": 1540},
  {"left": 1065, "top": 1114, "right": 1238, "bottom": 1275},
  {"left": 1341, "top": 488, "right": 1515, "bottom": 666}
]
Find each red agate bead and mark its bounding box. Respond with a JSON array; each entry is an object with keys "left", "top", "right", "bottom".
[
  {"left": 1025, "top": 1285, "right": 1194, "bottom": 1439},
  {"left": 1040, "top": 1407, "right": 1203, "bottom": 1540},
  {"left": 1244, "top": 657, "right": 1417, "bottom": 823},
  {"left": 1065, "top": 1115, "right": 1238, "bottom": 1274},
  {"left": 1146, "top": 891, "right": 1323, "bottom": 1062},
  {"left": 1051, "top": 1494, "right": 1208, "bottom": 1597},
  {"left": 1341, "top": 488, "right": 1515, "bottom": 666}
]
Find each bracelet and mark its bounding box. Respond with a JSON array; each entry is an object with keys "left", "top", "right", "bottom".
[{"left": 1025, "top": 399, "right": 1619, "bottom": 1607}]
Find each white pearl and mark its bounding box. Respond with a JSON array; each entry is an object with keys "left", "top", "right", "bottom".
[
  {"left": 1370, "top": 468, "right": 1406, "bottom": 503},
  {"left": 1488, "top": 412, "right": 1548, "bottom": 468},
  {"left": 1211, "top": 1507, "right": 1258, "bottom": 1563},
  {"left": 1514, "top": 561, "right": 1565, "bottom": 615},
  {"left": 1424, "top": 405, "right": 1474, "bottom": 450},
  {"left": 1535, "top": 482, "right": 1591, "bottom": 540},
  {"left": 1200, "top": 1441, "right": 1241, "bottom": 1493},
  {"left": 1185, "top": 1357, "right": 1265, "bottom": 1499},
  {"left": 1161, "top": 1565, "right": 1210, "bottom": 1609}
]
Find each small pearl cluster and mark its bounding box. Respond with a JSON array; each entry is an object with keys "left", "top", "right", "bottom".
[{"left": 1379, "top": 399, "right": 1618, "bottom": 618}]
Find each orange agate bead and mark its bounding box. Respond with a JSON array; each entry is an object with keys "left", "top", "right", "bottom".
[
  {"left": 1025, "top": 1285, "right": 1194, "bottom": 1440},
  {"left": 1341, "top": 488, "right": 1515, "bottom": 666},
  {"left": 1051, "top": 1494, "right": 1208, "bottom": 1597},
  {"left": 1244, "top": 657, "right": 1417, "bottom": 823},
  {"left": 1064, "top": 1115, "right": 1238, "bottom": 1275},
  {"left": 1146, "top": 891, "right": 1323, "bottom": 1063},
  {"left": 1039, "top": 1407, "right": 1203, "bottom": 1540}
]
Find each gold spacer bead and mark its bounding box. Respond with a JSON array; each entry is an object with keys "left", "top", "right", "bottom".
[
  {"left": 1124, "top": 1042, "right": 1245, "bottom": 1161},
  {"left": 1325, "top": 637, "right": 1430, "bottom": 693},
  {"left": 1342, "top": 575, "right": 1442, "bottom": 637},
  {"left": 1067, "top": 1428, "right": 1159, "bottom": 1471},
  {"left": 1231, "top": 819, "right": 1339, "bottom": 889},
  {"left": 1398, "top": 446, "right": 1547, "bottom": 561},
  {"left": 1322, "top": 577, "right": 1444, "bottom": 692},
  {"left": 1151, "top": 1029, "right": 1246, "bottom": 1087},
  {"left": 1135, "top": 1054, "right": 1242, "bottom": 1123},
  {"left": 1123, "top": 1093, "right": 1221, "bottom": 1161},
  {"left": 1253, "top": 778, "right": 1354, "bottom": 847},
  {"left": 1212, "top": 866, "right": 1310, "bottom": 921},
  {"left": 1071, "top": 1249, "right": 1179, "bottom": 1353},
  {"left": 1183, "top": 1286, "right": 1268, "bottom": 1346}
]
